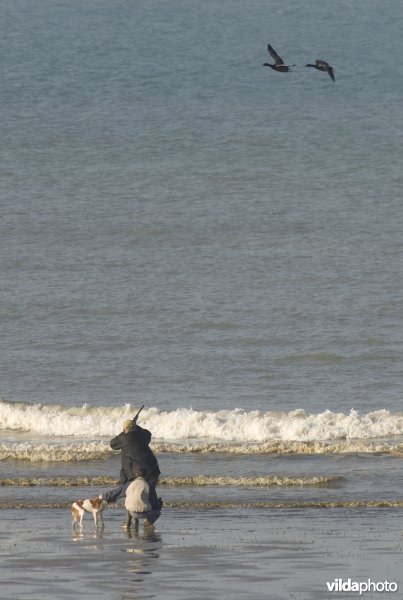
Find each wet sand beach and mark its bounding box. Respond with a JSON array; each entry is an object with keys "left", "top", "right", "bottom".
[{"left": 1, "top": 507, "right": 402, "bottom": 600}]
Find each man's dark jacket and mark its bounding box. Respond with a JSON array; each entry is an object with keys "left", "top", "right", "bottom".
[{"left": 110, "top": 424, "right": 161, "bottom": 484}]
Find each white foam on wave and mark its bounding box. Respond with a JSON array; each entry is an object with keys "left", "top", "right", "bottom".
[
  {"left": 0, "top": 400, "right": 135, "bottom": 437},
  {"left": 0, "top": 440, "right": 111, "bottom": 462},
  {"left": 1, "top": 439, "right": 403, "bottom": 462},
  {"left": 1, "top": 400, "right": 403, "bottom": 443}
]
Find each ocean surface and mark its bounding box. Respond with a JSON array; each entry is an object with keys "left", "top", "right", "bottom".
[{"left": 1, "top": 0, "right": 403, "bottom": 597}]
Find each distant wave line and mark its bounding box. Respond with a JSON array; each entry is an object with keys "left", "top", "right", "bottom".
[
  {"left": 1, "top": 500, "right": 402, "bottom": 510},
  {"left": 0, "top": 475, "right": 342, "bottom": 488},
  {"left": 153, "top": 440, "right": 403, "bottom": 455},
  {"left": 1, "top": 439, "right": 403, "bottom": 462}
]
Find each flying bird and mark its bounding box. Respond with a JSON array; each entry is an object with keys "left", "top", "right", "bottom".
[
  {"left": 263, "top": 44, "right": 293, "bottom": 73},
  {"left": 305, "top": 59, "right": 335, "bottom": 82}
]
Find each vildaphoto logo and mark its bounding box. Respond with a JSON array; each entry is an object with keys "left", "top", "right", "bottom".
[{"left": 326, "top": 578, "right": 398, "bottom": 595}]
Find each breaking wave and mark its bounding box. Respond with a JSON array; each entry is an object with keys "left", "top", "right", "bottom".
[
  {"left": 0, "top": 400, "right": 135, "bottom": 437},
  {"left": 1, "top": 400, "right": 403, "bottom": 461}
]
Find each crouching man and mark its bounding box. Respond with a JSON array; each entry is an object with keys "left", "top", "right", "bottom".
[
  {"left": 123, "top": 466, "right": 162, "bottom": 531},
  {"left": 102, "top": 466, "right": 162, "bottom": 531},
  {"left": 125, "top": 467, "right": 162, "bottom": 531}
]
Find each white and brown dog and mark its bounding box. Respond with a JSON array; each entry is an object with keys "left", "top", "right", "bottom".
[{"left": 71, "top": 496, "right": 107, "bottom": 529}]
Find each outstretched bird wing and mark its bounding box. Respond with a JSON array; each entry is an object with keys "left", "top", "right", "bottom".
[
  {"left": 267, "top": 44, "right": 284, "bottom": 65},
  {"left": 316, "top": 59, "right": 335, "bottom": 82},
  {"left": 327, "top": 66, "right": 335, "bottom": 81}
]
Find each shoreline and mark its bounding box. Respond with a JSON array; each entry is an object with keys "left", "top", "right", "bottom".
[{"left": 1, "top": 506, "right": 402, "bottom": 600}]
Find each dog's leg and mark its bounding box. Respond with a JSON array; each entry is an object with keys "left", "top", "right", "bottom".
[{"left": 72, "top": 504, "right": 84, "bottom": 529}]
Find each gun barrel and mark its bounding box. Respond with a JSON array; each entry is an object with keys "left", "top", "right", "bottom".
[{"left": 133, "top": 404, "right": 145, "bottom": 423}]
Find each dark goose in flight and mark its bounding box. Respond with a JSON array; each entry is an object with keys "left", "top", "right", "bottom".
[
  {"left": 305, "top": 59, "right": 335, "bottom": 82},
  {"left": 263, "top": 44, "right": 293, "bottom": 73}
]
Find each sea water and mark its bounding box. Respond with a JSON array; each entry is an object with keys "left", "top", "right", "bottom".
[{"left": 1, "top": 0, "right": 403, "bottom": 526}]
